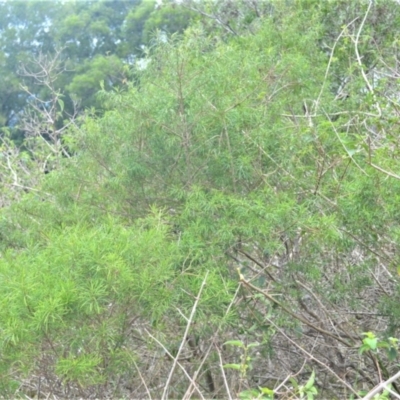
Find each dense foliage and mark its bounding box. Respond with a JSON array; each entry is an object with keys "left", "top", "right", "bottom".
[
  {"left": 1, "top": 0, "right": 400, "bottom": 398},
  {"left": 0, "top": 0, "right": 194, "bottom": 136}
]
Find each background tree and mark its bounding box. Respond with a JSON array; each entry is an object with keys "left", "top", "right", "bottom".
[{"left": 0, "top": 0, "right": 195, "bottom": 139}]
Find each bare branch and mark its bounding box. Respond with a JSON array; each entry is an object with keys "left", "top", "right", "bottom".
[
  {"left": 362, "top": 370, "right": 400, "bottom": 400},
  {"left": 352, "top": 1, "right": 382, "bottom": 117},
  {"left": 162, "top": 271, "right": 209, "bottom": 399}
]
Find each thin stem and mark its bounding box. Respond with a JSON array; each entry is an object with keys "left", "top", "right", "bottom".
[{"left": 161, "top": 271, "right": 209, "bottom": 400}]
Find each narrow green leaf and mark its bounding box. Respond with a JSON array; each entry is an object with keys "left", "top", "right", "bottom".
[
  {"left": 223, "top": 363, "right": 241, "bottom": 370},
  {"left": 58, "top": 98, "right": 64, "bottom": 112},
  {"left": 260, "top": 386, "right": 274, "bottom": 395},
  {"left": 304, "top": 370, "right": 315, "bottom": 390},
  {"left": 224, "top": 340, "right": 244, "bottom": 348},
  {"left": 289, "top": 377, "right": 299, "bottom": 389}
]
